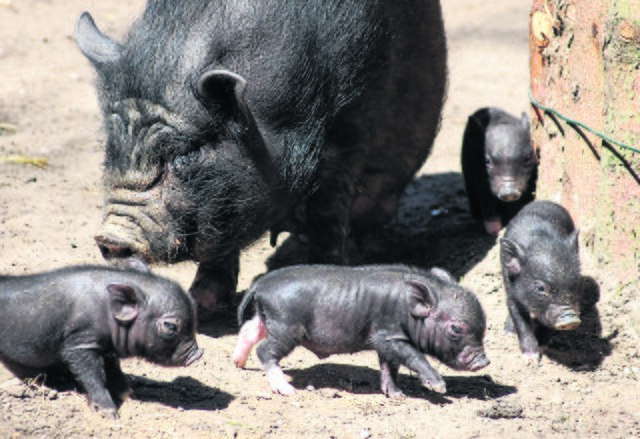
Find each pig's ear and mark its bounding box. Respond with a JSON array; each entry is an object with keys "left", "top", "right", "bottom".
[
  {"left": 107, "top": 283, "right": 142, "bottom": 324},
  {"left": 501, "top": 238, "right": 524, "bottom": 276},
  {"left": 521, "top": 112, "right": 530, "bottom": 130},
  {"left": 75, "top": 12, "right": 122, "bottom": 70},
  {"left": 196, "top": 70, "right": 248, "bottom": 121},
  {"left": 430, "top": 267, "right": 456, "bottom": 284},
  {"left": 566, "top": 229, "right": 580, "bottom": 254},
  {"left": 407, "top": 280, "right": 437, "bottom": 319}
]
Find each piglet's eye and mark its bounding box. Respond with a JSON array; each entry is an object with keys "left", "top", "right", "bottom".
[
  {"left": 448, "top": 324, "right": 465, "bottom": 339},
  {"left": 164, "top": 322, "right": 178, "bottom": 332},
  {"left": 533, "top": 281, "right": 548, "bottom": 296},
  {"left": 158, "top": 319, "right": 180, "bottom": 338}
]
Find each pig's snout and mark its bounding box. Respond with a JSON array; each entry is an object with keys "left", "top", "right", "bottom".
[
  {"left": 497, "top": 185, "right": 522, "bottom": 202},
  {"left": 95, "top": 234, "right": 135, "bottom": 259},
  {"left": 183, "top": 345, "right": 203, "bottom": 366},
  {"left": 177, "top": 341, "right": 203, "bottom": 367},
  {"left": 468, "top": 352, "right": 490, "bottom": 371},
  {"left": 554, "top": 310, "right": 581, "bottom": 331}
]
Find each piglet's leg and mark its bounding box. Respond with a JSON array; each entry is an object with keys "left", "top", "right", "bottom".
[
  {"left": 378, "top": 355, "right": 404, "bottom": 398},
  {"left": 233, "top": 315, "right": 268, "bottom": 368},
  {"left": 507, "top": 300, "right": 541, "bottom": 365},
  {"left": 376, "top": 340, "right": 446, "bottom": 394},
  {"left": 63, "top": 348, "right": 118, "bottom": 419},
  {"left": 256, "top": 325, "right": 302, "bottom": 396},
  {"left": 103, "top": 353, "right": 132, "bottom": 403}
]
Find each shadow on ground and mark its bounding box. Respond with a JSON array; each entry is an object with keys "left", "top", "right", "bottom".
[
  {"left": 267, "top": 172, "right": 497, "bottom": 278},
  {"left": 129, "top": 375, "right": 234, "bottom": 410},
  {"left": 284, "top": 363, "right": 516, "bottom": 403},
  {"left": 542, "top": 276, "right": 615, "bottom": 370}
]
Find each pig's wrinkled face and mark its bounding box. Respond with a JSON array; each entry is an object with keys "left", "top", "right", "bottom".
[
  {"left": 484, "top": 123, "right": 536, "bottom": 202},
  {"left": 426, "top": 288, "right": 490, "bottom": 372},
  {"left": 514, "top": 245, "right": 583, "bottom": 330},
  {"left": 94, "top": 99, "right": 273, "bottom": 264},
  {"left": 130, "top": 282, "right": 202, "bottom": 366}
]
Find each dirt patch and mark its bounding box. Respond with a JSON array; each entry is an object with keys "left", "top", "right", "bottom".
[{"left": 1, "top": 1, "right": 638, "bottom": 438}]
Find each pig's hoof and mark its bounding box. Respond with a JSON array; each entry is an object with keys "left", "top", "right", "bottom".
[
  {"left": 92, "top": 403, "right": 119, "bottom": 420},
  {"left": 522, "top": 352, "right": 541, "bottom": 366},
  {"left": 266, "top": 369, "right": 296, "bottom": 396},
  {"left": 232, "top": 354, "right": 247, "bottom": 369},
  {"left": 272, "top": 382, "right": 296, "bottom": 396},
  {"left": 483, "top": 219, "right": 502, "bottom": 235},
  {"left": 422, "top": 380, "right": 447, "bottom": 394},
  {"left": 384, "top": 388, "right": 406, "bottom": 399}
]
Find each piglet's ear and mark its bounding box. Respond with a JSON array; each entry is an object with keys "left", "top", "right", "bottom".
[
  {"left": 407, "top": 280, "right": 437, "bottom": 319},
  {"left": 107, "top": 283, "right": 141, "bottom": 325},
  {"left": 501, "top": 238, "right": 524, "bottom": 277},
  {"left": 430, "top": 267, "right": 456, "bottom": 284},
  {"left": 566, "top": 229, "right": 580, "bottom": 255}
]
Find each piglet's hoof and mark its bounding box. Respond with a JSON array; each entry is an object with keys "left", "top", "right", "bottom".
[
  {"left": 522, "top": 352, "right": 541, "bottom": 366},
  {"left": 422, "top": 378, "right": 447, "bottom": 394},
  {"left": 384, "top": 388, "right": 406, "bottom": 399},
  {"left": 484, "top": 219, "right": 502, "bottom": 235},
  {"left": 91, "top": 403, "right": 119, "bottom": 420},
  {"left": 266, "top": 369, "right": 296, "bottom": 396}
]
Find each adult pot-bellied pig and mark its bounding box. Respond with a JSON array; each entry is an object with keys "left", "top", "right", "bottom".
[
  {"left": 500, "top": 200, "right": 583, "bottom": 365},
  {"left": 75, "top": 0, "right": 448, "bottom": 315},
  {"left": 233, "top": 265, "right": 489, "bottom": 397},
  {"left": 461, "top": 107, "right": 537, "bottom": 235},
  {"left": 0, "top": 264, "right": 202, "bottom": 418}
]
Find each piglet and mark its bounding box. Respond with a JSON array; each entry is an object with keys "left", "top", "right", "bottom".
[
  {"left": 233, "top": 265, "right": 489, "bottom": 397},
  {"left": 0, "top": 263, "right": 202, "bottom": 418},
  {"left": 461, "top": 107, "right": 537, "bottom": 235},
  {"left": 501, "top": 200, "right": 583, "bottom": 365}
]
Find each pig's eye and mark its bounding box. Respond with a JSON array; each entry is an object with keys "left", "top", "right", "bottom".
[
  {"left": 533, "top": 281, "right": 548, "bottom": 297},
  {"left": 448, "top": 324, "right": 465, "bottom": 339},
  {"left": 158, "top": 319, "right": 180, "bottom": 338},
  {"left": 173, "top": 150, "right": 200, "bottom": 174}
]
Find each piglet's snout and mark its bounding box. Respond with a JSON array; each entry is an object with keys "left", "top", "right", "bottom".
[
  {"left": 460, "top": 347, "right": 490, "bottom": 372},
  {"left": 497, "top": 184, "right": 522, "bottom": 202},
  {"left": 468, "top": 352, "right": 490, "bottom": 371},
  {"left": 179, "top": 342, "right": 203, "bottom": 367}
]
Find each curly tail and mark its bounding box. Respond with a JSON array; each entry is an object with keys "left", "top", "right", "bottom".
[{"left": 237, "top": 286, "right": 258, "bottom": 326}]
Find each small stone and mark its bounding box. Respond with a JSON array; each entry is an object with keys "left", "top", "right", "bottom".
[{"left": 477, "top": 399, "right": 524, "bottom": 419}]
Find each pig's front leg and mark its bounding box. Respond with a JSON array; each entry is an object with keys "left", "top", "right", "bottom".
[
  {"left": 189, "top": 251, "right": 240, "bottom": 319},
  {"left": 507, "top": 299, "right": 540, "bottom": 365},
  {"left": 375, "top": 340, "right": 446, "bottom": 394},
  {"left": 103, "top": 353, "right": 132, "bottom": 403},
  {"left": 63, "top": 348, "right": 118, "bottom": 418},
  {"left": 305, "top": 147, "right": 363, "bottom": 265},
  {"left": 378, "top": 355, "right": 404, "bottom": 398}
]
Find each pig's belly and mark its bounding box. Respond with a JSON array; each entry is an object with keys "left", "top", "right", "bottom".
[{"left": 300, "top": 339, "right": 370, "bottom": 359}]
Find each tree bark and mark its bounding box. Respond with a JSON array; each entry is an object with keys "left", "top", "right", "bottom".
[{"left": 530, "top": 0, "right": 640, "bottom": 283}]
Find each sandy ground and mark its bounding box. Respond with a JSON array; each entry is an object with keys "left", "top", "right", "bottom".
[{"left": 1, "top": 0, "right": 639, "bottom": 437}]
